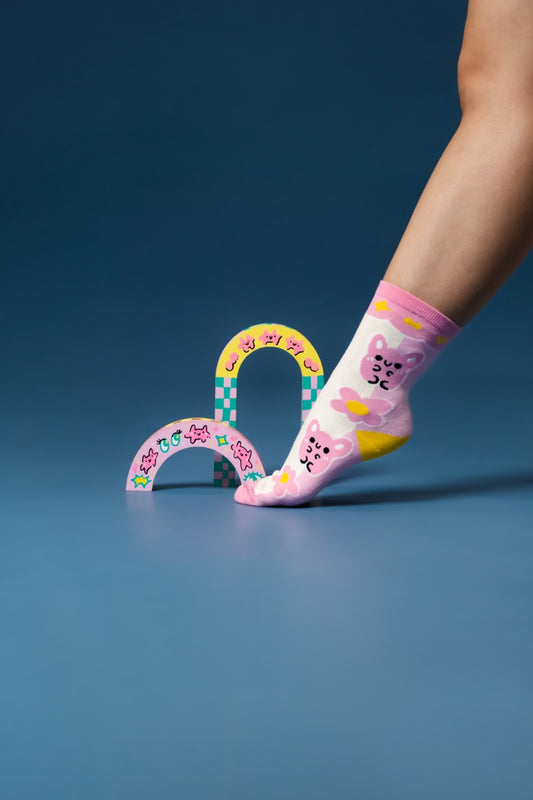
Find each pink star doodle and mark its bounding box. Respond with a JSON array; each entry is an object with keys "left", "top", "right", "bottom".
[
  {"left": 139, "top": 447, "right": 158, "bottom": 474},
  {"left": 238, "top": 334, "right": 255, "bottom": 353},
  {"left": 259, "top": 329, "right": 282, "bottom": 346},
  {"left": 184, "top": 424, "right": 211, "bottom": 444},
  {"left": 285, "top": 334, "right": 305, "bottom": 356},
  {"left": 231, "top": 440, "right": 253, "bottom": 472}
]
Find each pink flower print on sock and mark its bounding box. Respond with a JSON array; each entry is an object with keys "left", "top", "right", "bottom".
[
  {"left": 298, "top": 419, "right": 353, "bottom": 476},
  {"left": 360, "top": 334, "right": 424, "bottom": 391},
  {"left": 330, "top": 387, "right": 392, "bottom": 427},
  {"left": 272, "top": 465, "right": 300, "bottom": 498}
]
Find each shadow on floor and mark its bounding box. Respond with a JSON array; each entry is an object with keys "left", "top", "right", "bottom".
[
  {"left": 153, "top": 482, "right": 214, "bottom": 491},
  {"left": 153, "top": 471, "right": 533, "bottom": 507},
  {"left": 311, "top": 470, "right": 533, "bottom": 507}
]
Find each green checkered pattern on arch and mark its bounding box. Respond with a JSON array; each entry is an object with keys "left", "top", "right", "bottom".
[
  {"left": 214, "top": 376, "right": 238, "bottom": 487},
  {"left": 301, "top": 374, "right": 324, "bottom": 418},
  {"left": 213, "top": 373, "right": 324, "bottom": 486},
  {"left": 214, "top": 376, "right": 238, "bottom": 424}
]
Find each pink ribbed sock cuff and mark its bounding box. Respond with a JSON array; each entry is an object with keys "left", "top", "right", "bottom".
[{"left": 378, "top": 280, "right": 462, "bottom": 339}]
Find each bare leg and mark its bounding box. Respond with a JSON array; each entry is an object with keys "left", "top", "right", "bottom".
[{"left": 384, "top": 0, "right": 533, "bottom": 326}]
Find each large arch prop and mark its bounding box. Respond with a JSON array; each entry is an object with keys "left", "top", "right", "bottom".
[
  {"left": 126, "top": 418, "right": 265, "bottom": 491},
  {"left": 214, "top": 323, "right": 324, "bottom": 487}
]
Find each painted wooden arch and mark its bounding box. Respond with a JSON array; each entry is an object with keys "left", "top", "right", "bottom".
[
  {"left": 126, "top": 418, "right": 265, "bottom": 491},
  {"left": 214, "top": 323, "right": 324, "bottom": 487}
]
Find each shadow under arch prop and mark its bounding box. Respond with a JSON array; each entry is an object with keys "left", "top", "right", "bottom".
[
  {"left": 126, "top": 418, "right": 265, "bottom": 491},
  {"left": 214, "top": 323, "right": 325, "bottom": 487}
]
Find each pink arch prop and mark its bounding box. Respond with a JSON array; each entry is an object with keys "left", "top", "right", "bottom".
[{"left": 126, "top": 417, "right": 265, "bottom": 491}]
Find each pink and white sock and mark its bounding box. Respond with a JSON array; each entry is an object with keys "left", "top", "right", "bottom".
[{"left": 234, "top": 280, "right": 461, "bottom": 507}]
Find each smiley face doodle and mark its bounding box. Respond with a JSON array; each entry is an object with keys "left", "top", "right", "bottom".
[
  {"left": 259, "top": 329, "right": 282, "bottom": 346},
  {"left": 285, "top": 334, "right": 305, "bottom": 356},
  {"left": 231, "top": 440, "right": 253, "bottom": 472},
  {"left": 184, "top": 424, "right": 211, "bottom": 444}
]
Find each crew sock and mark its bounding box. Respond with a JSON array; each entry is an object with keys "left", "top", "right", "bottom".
[{"left": 234, "top": 280, "right": 461, "bottom": 507}]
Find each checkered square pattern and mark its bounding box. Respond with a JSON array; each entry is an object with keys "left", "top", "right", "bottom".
[
  {"left": 214, "top": 377, "right": 238, "bottom": 486},
  {"left": 301, "top": 374, "right": 324, "bottom": 419},
  {"left": 214, "top": 376, "right": 238, "bottom": 424},
  {"left": 213, "top": 452, "right": 237, "bottom": 487},
  {"left": 214, "top": 371, "right": 324, "bottom": 484}
]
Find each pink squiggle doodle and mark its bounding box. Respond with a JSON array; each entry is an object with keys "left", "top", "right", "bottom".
[
  {"left": 304, "top": 358, "right": 320, "bottom": 373},
  {"left": 140, "top": 447, "right": 158, "bottom": 474},
  {"left": 225, "top": 352, "right": 239, "bottom": 371},
  {"left": 231, "top": 440, "right": 253, "bottom": 472},
  {"left": 184, "top": 423, "right": 211, "bottom": 444},
  {"left": 259, "top": 329, "right": 282, "bottom": 346},
  {"left": 238, "top": 335, "right": 255, "bottom": 353},
  {"left": 285, "top": 334, "right": 305, "bottom": 356}
]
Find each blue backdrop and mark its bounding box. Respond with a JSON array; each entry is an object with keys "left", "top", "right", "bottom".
[
  {"left": 2, "top": 2, "right": 532, "bottom": 798},
  {"left": 3, "top": 0, "right": 531, "bottom": 471}
]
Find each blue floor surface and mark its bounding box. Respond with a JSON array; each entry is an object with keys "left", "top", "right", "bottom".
[{"left": 2, "top": 381, "right": 532, "bottom": 799}]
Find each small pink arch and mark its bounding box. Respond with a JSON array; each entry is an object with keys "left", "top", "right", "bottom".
[{"left": 126, "top": 418, "right": 265, "bottom": 491}]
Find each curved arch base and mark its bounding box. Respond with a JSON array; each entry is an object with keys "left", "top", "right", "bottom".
[{"left": 126, "top": 418, "right": 265, "bottom": 491}]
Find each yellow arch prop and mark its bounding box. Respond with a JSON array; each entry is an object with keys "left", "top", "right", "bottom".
[{"left": 214, "top": 323, "right": 325, "bottom": 487}]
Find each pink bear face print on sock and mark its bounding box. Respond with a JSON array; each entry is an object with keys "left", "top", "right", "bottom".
[
  {"left": 361, "top": 334, "right": 424, "bottom": 391},
  {"left": 298, "top": 419, "right": 352, "bottom": 475}
]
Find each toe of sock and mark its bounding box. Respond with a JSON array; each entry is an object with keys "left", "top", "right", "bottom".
[{"left": 234, "top": 483, "right": 259, "bottom": 506}]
